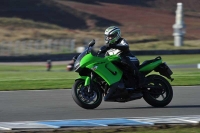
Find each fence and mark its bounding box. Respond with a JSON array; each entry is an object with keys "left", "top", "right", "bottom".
[{"left": 0, "top": 39, "right": 75, "bottom": 56}]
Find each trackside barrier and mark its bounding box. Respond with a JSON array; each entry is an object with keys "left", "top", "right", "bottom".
[
  {"left": 0, "top": 39, "right": 75, "bottom": 56},
  {"left": 0, "top": 49, "right": 200, "bottom": 62}
]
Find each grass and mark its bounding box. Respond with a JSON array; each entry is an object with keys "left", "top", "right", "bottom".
[
  {"left": 42, "top": 124, "right": 200, "bottom": 133},
  {"left": 0, "top": 71, "right": 78, "bottom": 90},
  {"left": 0, "top": 71, "right": 74, "bottom": 90},
  {"left": 137, "top": 54, "right": 200, "bottom": 65},
  {"left": 1, "top": 68, "right": 199, "bottom": 91},
  {"left": 0, "top": 54, "right": 199, "bottom": 91},
  {"left": 160, "top": 68, "right": 200, "bottom": 86},
  {"left": 129, "top": 40, "right": 200, "bottom": 50}
]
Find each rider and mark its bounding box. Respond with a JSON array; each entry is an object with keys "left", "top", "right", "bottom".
[{"left": 98, "top": 26, "right": 145, "bottom": 89}]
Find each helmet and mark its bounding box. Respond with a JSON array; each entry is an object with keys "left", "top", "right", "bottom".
[{"left": 104, "top": 26, "right": 121, "bottom": 45}]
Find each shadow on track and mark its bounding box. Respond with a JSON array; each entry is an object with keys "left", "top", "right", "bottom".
[
  {"left": 166, "top": 105, "right": 200, "bottom": 108},
  {"left": 96, "top": 105, "right": 200, "bottom": 110}
]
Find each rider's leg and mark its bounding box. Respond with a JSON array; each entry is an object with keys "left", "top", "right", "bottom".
[
  {"left": 120, "top": 56, "right": 143, "bottom": 100},
  {"left": 122, "top": 56, "right": 145, "bottom": 88}
]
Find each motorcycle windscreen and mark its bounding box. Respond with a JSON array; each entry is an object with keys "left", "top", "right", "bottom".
[{"left": 87, "top": 62, "right": 123, "bottom": 86}]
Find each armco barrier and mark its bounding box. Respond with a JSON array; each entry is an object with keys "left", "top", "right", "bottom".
[
  {"left": 0, "top": 53, "right": 78, "bottom": 62},
  {"left": 0, "top": 49, "right": 199, "bottom": 62}
]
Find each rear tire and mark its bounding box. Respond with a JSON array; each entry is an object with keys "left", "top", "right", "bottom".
[
  {"left": 71, "top": 79, "right": 102, "bottom": 109},
  {"left": 143, "top": 75, "right": 173, "bottom": 107}
]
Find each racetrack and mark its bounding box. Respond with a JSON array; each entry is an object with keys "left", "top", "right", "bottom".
[{"left": 0, "top": 86, "right": 200, "bottom": 122}]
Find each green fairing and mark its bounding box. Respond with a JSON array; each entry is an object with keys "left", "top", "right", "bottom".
[
  {"left": 80, "top": 53, "right": 122, "bottom": 85},
  {"left": 84, "top": 77, "right": 90, "bottom": 86},
  {"left": 139, "top": 59, "right": 162, "bottom": 72},
  {"left": 75, "top": 76, "right": 89, "bottom": 86},
  {"left": 76, "top": 76, "right": 87, "bottom": 81},
  {"left": 75, "top": 76, "right": 90, "bottom": 86}
]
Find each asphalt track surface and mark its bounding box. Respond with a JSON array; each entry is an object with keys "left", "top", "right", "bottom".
[{"left": 0, "top": 86, "right": 199, "bottom": 122}]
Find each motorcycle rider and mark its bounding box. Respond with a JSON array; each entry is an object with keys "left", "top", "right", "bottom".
[{"left": 98, "top": 26, "right": 144, "bottom": 99}]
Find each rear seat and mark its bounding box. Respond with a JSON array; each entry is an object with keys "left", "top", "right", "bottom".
[{"left": 139, "top": 56, "right": 161, "bottom": 69}]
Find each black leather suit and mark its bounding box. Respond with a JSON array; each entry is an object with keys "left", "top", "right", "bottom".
[{"left": 104, "top": 38, "right": 140, "bottom": 79}]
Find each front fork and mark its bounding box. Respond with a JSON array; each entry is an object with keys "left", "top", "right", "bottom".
[
  {"left": 76, "top": 72, "right": 104, "bottom": 94},
  {"left": 82, "top": 72, "right": 94, "bottom": 93}
]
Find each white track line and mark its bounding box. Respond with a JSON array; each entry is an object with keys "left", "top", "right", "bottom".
[{"left": 175, "top": 118, "right": 199, "bottom": 124}]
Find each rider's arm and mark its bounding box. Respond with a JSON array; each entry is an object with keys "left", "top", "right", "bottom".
[{"left": 108, "top": 39, "right": 129, "bottom": 52}]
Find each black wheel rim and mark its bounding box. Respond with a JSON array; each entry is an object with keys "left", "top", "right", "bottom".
[
  {"left": 147, "top": 78, "right": 169, "bottom": 101},
  {"left": 76, "top": 81, "right": 100, "bottom": 104}
]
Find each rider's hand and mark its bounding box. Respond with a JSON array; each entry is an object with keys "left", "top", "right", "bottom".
[
  {"left": 100, "top": 45, "right": 108, "bottom": 52},
  {"left": 98, "top": 45, "right": 107, "bottom": 55}
]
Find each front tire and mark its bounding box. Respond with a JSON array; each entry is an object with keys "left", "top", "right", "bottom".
[
  {"left": 143, "top": 75, "right": 173, "bottom": 107},
  {"left": 71, "top": 79, "right": 102, "bottom": 109}
]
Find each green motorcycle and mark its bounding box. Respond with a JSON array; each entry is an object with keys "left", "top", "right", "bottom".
[{"left": 72, "top": 40, "right": 174, "bottom": 109}]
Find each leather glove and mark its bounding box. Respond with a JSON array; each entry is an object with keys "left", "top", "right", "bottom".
[{"left": 98, "top": 45, "right": 107, "bottom": 55}]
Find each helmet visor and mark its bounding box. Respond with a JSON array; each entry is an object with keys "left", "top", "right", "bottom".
[{"left": 105, "top": 32, "right": 118, "bottom": 41}]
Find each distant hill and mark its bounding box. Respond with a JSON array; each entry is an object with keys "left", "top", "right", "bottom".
[
  {"left": 58, "top": 0, "right": 200, "bottom": 39},
  {"left": 0, "top": 0, "right": 119, "bottom": 29},
  {"left": 0, "top": 0, "right": 200, "bottom": 39},
  {"left": 66, "top": 0, "right": 200, "bottom": 12}
]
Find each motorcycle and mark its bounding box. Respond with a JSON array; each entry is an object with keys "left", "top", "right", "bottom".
[{"left": 71, "top": 39, "right": 174, "bottom": 109}]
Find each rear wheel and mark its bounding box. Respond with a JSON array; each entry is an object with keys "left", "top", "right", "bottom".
[
  {"left": 71, "top": 79, "right": 102, "bottom": 109},
  {"left": 143, "top": 75, "right": 173, "bottom": 107}
]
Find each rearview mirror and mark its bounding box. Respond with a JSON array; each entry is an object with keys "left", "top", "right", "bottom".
[
  {"left": 72, "top": 55, "right": 78, "bottom": 61},
  {"left": 88, "top": 39, "right": 95, "bottom": 47}
]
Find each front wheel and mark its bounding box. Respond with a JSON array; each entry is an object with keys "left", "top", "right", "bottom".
[
  {"left": 71, "top": 79, "right": 103, "bottom": 109},
  {"left": 143, "top": 75, "right": 173, "bottom": 107}
]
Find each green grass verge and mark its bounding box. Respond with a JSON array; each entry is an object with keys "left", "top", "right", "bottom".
[
  {"left": 47, "top": 125, "right": 200, "bottom": 133},
  {"left": 129, "top": 40, "right": 200, "bottom": 50},
  {"left": 137, "top": 54, "right": 200, "bottom": 65},
  {"left": 0, "top": 68, "right": 199, "bottom": 91},
  {"left": 0, "top": 54, "right": 199, "bottom": 91},
  {"left": 0, "top": 71, "right": 76, "bottom": 90}
]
